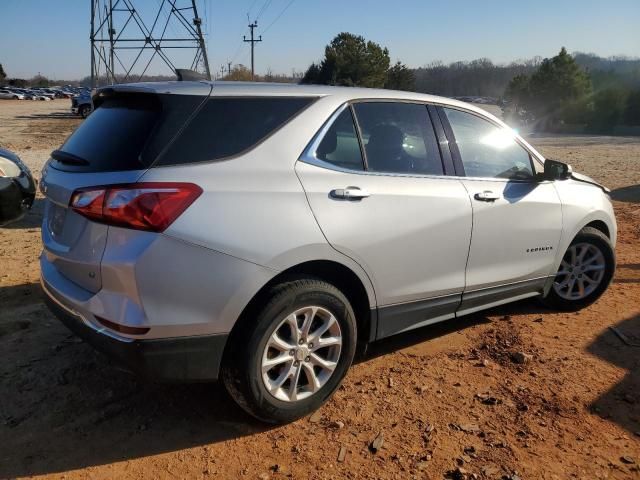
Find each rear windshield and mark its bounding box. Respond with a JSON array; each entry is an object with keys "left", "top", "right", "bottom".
[
  {"left": 53, "top": 93, "right": 205, "bottom": 173},
  {"left": 155, "top": 97, "right": 315, "bottom": 166}
]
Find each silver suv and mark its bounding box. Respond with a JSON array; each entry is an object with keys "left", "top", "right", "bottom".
[{"left": 40, "top": 82, "right": 616, "bottom": 423}]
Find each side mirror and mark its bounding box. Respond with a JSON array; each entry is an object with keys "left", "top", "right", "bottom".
[{"left": 543, "top": 159, "right": 573, "bottom": 181}]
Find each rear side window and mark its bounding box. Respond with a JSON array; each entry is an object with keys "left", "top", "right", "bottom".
[
  {"left": 353, "top": 102, "right": 444, "bottom": 175},
  {"left": 157, "top": 97, "right": 315, "bottom": 166},
  {"left": 315, "top": 108, "right": 364, "bottom": 171}
]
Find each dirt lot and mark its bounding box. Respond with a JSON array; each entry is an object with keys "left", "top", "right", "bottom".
[{"left": 0, "top": 99, "right": 639, "bottom": 480}]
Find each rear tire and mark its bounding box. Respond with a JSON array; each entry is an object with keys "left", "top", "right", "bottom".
[
  {"left": 222, "top": 278, "right": 357, "bottom": 424},
  {"left": 79, "top": 105, "right": 91, "bottom": 118},
  {"left": 542, "top": 226, "right": 615, "bottom": 311}
]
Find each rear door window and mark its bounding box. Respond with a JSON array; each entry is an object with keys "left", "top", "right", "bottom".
[
  {"left": 314, "top": 108, "right": 364, "bottom": 171},
  {"left": 157, "top": 97, "right": 316, "bottom": 166},
  {"left": 353, "top": 102, "right": 444, "bottom": 175}
]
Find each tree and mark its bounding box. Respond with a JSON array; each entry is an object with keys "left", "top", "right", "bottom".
[
  {"left": 302, "top": 33, "right": 390, "bottom": 88},
  {"left": 0, "top": 64, "right": 6, "bottom": 83},
  {"left": 505, "top": 74, "right": 530, "bottom": 106},
  {"left": 224, "top": 65, "right": 253, "bottom": 81},
  {"left": 385, "top": 62, "right": 415, "bottom": 91},
  {"left": 31, "top": 74, "right": 49, "bottom": 87},
  {"left": 527, "top": 47, "right": 592, "bottom": 125},
  {"left": 301, "top": 63, "right": 321, "bottom": 84},
  {"left": 502, "top": 48, "right": 592, "bottom": 130},
  {"left": 589, "top": 88, "right": 629, "bottom": 132},
  {"left": 624, "top": 89, "right": 640, "bottom": 126},
  {"left": 503, "top": 74, "right": 534, "bottom": 125},
  {"left": 8, "top": 78, "right": 28, "bottom": 87}
]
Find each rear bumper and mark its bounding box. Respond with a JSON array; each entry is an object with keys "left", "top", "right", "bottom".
[{"left": 42, "top": 279, "right": 228, "bottom": 382}]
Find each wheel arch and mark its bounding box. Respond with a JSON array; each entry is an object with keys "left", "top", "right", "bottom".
[
  {"left": 224, "top": 259, "right": 377, "bottom": 362},
  {"left": 545, "top": 212, "right": 616, "bottom": 296},
  {"left": 584, "top": 219, "right": 610, "bottom": 239}
]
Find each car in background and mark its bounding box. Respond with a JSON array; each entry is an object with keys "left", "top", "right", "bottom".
[
  {"left": 30, "top": 89, "right": 56, "bottom": 100},
  {"left": 71, "top": 93, "right": 92, "bottom": 118},
  {"left": 0, "top": 148, "right": 36, "bottom": 225},
  {"left": 12, "top": 88, "right": 37, "bottom": 100},
  {"left": 8, "top": 88, "right": 41, "bottom": 101},
  {"left": 42, "top": 88, "right": 65, "bottom": 99},
  {"left": 22, "top": 89, "right": 52, "bottom": 101},
  {"left": 0, "top": 89, "right": 25, "bottom": 100}
]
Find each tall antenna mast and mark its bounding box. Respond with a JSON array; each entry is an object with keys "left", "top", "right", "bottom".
[{"left": 90, "top": 0, "right": 211, "bottom": 88}]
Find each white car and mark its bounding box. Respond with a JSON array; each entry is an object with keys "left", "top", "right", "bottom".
[
  {"left": 0, "top": 89, "right": 25, "bottom": 100},
  {"left": 41, "top": 82, "right": 616, "bottom": 423}
]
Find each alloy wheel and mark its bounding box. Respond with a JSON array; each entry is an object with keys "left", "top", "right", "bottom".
[
  {"left": 261, "top": 306, "right": 342, "bottom": 402},
  {"left": 553, "top": 242, "right": 606, "bottom": 301}
]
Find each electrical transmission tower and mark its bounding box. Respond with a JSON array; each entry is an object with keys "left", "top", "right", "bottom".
[
  {"left": 243, "top": 21, "right": 262, "bottom": 80},
  {"left": 90, "top": 0, "right": 211, "bottom": 88}
]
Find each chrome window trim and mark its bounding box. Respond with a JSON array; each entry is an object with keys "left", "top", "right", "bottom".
[
  {"left": 299, "top": 101, "right": 455, "bottom": 180},
  {"left": 299, "top": 97, "right": 545, "bottom": 182}
]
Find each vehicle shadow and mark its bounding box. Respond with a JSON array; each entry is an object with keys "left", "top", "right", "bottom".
[
  {"left": 614, "top": 263, "right": 640, "bottom": 284},
  {"left": 363, "top": 314, "right": 493, "bottom": 361},
  {"left": 610, "top": 184, "right": 640, "bottom": 203},
  {"left": 1, "top": 282, "right": 539, "bottom": 477},
  {"left": 14, "top": 112, "right": 79, "bottom": 120},
  {"left": 0, "top": 282, "right": 270, "bottom": 478},
  {"left": 1, "top": 197, "right": 44, "bottom": 229},
  {"left": 586, "top": 313, "right": 640, "bottom": 436}
]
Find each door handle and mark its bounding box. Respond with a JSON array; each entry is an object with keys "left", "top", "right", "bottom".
[
  {"left": 330, "top": 186, "right": 370, "bottom": 200},
  {"left": 474, "top": 190, "right": 500, "bottom": 202}
]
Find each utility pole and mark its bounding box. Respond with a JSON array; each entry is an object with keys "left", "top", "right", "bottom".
[
  {"left": 243, "top": 21, "right": 262, "bottom": 80},
  {"left": 227, "top": 61, "right": 232, "bottom": 76}
]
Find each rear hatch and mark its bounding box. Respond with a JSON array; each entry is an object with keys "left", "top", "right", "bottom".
[{"left": 41, "top": 84, "right": 211, "bottom": 293}]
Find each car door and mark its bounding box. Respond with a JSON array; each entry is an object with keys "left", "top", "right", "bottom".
[
  {"left": 438, "top": 106, "right": 562, "bottom": 315},
  {"left": 295, "top": 101, "right": 472, "bottom": 338}
]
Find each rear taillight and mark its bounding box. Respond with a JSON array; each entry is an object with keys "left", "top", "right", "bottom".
[{"left": 70, "top": 182, "right": 202, "bottom": 232}]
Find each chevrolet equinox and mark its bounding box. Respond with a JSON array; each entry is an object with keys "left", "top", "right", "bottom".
[{"left": 40, "top": 81, "right": 616, "bottom": 423}]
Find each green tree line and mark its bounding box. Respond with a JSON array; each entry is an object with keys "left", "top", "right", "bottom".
[
  {"left": 300, "top": 34, "right": 639, "bottom": 133},
  {"left": 504, "top": 48, "right": 640, "bottom": 132}
]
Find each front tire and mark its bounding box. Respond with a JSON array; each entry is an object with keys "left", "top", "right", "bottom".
[
  {"left": 542, "top": 226, "right": 615, "bottom": 311},
  {"left": 222, "top": 278, "right": 357, "bottom": 424}
]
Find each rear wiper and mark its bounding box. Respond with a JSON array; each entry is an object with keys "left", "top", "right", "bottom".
[{"left": 51, "top": 150, "right": 90, "bottom": 166}]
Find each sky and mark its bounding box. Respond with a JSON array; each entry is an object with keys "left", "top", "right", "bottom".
[{"left": 0, "top": 0, "right": 638, "bottom": 81}]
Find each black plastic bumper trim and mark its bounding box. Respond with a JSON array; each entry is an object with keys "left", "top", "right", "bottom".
[{"left": 44, "top": 294, "right": 228, "bottom": 382}]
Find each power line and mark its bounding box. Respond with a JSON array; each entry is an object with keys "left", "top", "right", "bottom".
[
  {"left": 255, "top": 0, "right": 273, "bottom": 21},
  {"left": 246, "top": 0, "right": 260, "bottom": 18},
  {"left": 262, "top": 0, "right": 296, "bottom": 34}
]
